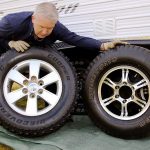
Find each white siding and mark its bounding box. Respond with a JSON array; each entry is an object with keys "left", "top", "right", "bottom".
[{"left": 0, "top": 0, "right": 150, "bottom": 40}]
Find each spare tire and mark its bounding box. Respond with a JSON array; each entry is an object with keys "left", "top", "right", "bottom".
[
  {"left": 84, "top": 45, "right": 150, "bottom": 139},
  {"left": 0, "top": 47, "right": 77, "bottom": 137}
]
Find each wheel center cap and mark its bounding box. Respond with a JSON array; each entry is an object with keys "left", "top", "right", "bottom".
[
  {"left": 119, "top": 85, "right": 132, "bottom": 99},
  {"left": 28, "top": 83, "right": 38, "bottom": 93}
]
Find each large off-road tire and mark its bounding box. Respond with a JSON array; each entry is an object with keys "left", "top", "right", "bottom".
[
  {"left": 84, "top": 45, "right": 150, "bottom": 139},
  {"left": 0, "top": 47, "right": 77, "bottom": 137}
]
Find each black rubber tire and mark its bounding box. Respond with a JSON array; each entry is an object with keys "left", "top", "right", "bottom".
[
  {"left": 84, "top": 45, "right": 150, "bottom": 139},
  {"left": 0, "top": 47, "right": 77, "bottom": 137}
]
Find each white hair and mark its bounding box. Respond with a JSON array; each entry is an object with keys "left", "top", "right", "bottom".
[{"left": 33, "top": 2, "right": 58, "bottom": 21}]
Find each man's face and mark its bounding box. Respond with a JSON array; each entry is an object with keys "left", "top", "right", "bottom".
[{"left": 32, "top": 15, "right": 57, "bottom": 39}]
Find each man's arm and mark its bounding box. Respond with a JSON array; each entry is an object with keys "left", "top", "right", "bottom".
[
  {"left": 0, "top": 17, "right": 13, "bottom": 50},
  {"left": 0, "top": 17, "right": 30, "bottom": 52},
  {"left": 53, "top": 21, "right": 102, "bottom": 51},
  {"left": 52, "top": 21, "right": 128, "bottom": 51}
]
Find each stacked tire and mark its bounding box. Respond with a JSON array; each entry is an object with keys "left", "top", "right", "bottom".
[
  {"left": 0, "top": 47, "right": 77, "bottom": 137},
  {"left": 84, "top": 45, "right": 150, "bottom": 138}
]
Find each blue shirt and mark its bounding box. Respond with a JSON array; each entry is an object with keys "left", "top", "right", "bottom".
[{"left": 0, "top": 11, "right": 101, "bottom": 50}]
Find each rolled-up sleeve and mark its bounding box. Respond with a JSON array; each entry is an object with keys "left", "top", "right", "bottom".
[{"left": 53, "top": 21, "right": 102, "bottom": 50}]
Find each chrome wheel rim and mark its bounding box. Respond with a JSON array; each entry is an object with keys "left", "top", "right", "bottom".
[
  {"left": 98, "top": 65, "right": 150, "bottom": 120},
  {"left": 3, "top": 59, "right": 62, "bottom": 116}
]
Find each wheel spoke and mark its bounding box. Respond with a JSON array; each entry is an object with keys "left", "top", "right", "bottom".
[
  {"left": 121, "top": 68, "right": 129, "bottom": 82},
  {"left": 8, "top": 69, "right": 27, "bottom": 85},
  {"left": 29, "top": 60, "right": 40, "bottom": 79},
  {"left": 7, "top": 88, "right": 25, "bottom": 103},
  {"left": 102, "top": 95, "right": 115, "bottom": 106},
  {"left": 26, "top": 95, "right": 37, "bottom": 115},
  {"left": 41, "top": 71, "right": 60, "bottom": 87},
  {"left": 39, "top": 89, "right": 59, "bottom": 106},
  {"left": 104, "top": 78, "right": 116, "bottom": 89},
  {"left": 133, "top": 79, "right": 147, "bottom": 90},
  {"left": 121, "top": 104, "right": 128, "bottom": 117},
  {"left": 133, "top": 96, "right": 146, "bottom": 108}
]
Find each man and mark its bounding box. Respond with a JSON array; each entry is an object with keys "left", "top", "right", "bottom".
[{"left": 0, "top": 2, "right": 127, "bottom": 53}]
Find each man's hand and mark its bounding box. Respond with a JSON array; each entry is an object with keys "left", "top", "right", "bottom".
[
  {"left": 8, "top": 40, "right": 30, "bottom": 52},
  {"left": 100, "top": 40, "right": 129, "bottom": 51}
]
